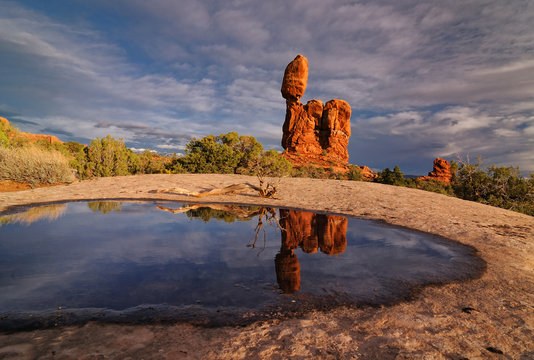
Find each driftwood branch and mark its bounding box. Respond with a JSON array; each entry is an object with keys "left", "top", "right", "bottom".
[
  {"left": 157, "top": 183, "right": 253, "bottom": 197},
  {"left": 156, "top": 178, "right": 281, "bottom": 199}
]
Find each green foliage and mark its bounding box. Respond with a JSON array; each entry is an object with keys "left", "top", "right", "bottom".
[
  {"left": 0, "top": 121, "right": 12, "bottom": 147},
  {"left": 405, "top": 178, "right": 454, "bottom": 196},
  {"left": 0, "top": 146, "right": 74, "bottom": 186},
  {"left": 376, "top": 165, "right": 406, "bottom": 186},
  {"left": 137, "top": 150, "right": 166, "bottom": 174},
  {"left": 178, "top": 132, "right": 292, "bottom": 176},
  {"left": 453, "top": 158, "right": 534, "bottom": 215},
  {"left": 238, "top": 149, "right": 293, "bottom": 177},
  {"left": 292, "top": 165, "right": 328, "bottom": 179},
  {"left": 179, "top": 134, "right": 241, "bottom": 174},
  {"left": 347, "top": 165, "right": 363, "bottom": 181},
  {"left": 165, "top": 153, "right": 186, "bottom": 174},
  {"left": 76, "top": 135, "right": 137, "bottom": 179}
]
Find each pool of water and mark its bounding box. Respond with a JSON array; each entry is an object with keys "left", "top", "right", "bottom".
[{"left": 0, "top": 201, "right": 485, "bottom": 329}]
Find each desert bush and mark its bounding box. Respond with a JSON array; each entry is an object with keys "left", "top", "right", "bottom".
[
  {"left": 405, "top": 178, "right": 454, "bottom": 196},
  {"left": 0, "top": 121, "right": 13, "bottom": 147},
  {"left": 347, "top": 165, "right": 363, "bottom": 181},
  {"left": 137, "top": 150, "right": 167, "bottom": 174},
  {"left": 179, "top": 132, "right": 268, "bottom": 174},
  {"left": 0, "top": 146, "right": 74, "bottom": 186},
  {"left": 292, "top": 165, "right": 328, "bottom": 179},
  {"left": 453, "top": 158, "right": 534, "bottom": 215},
  {"left": 165, "top": 153, "right": 186, "bottom": 174},
  {"left": 237, "top": 149, "right": 293, "bottom": 177},
  {"left": 75, "top": 135, "right": 138, "bottom": 179}
]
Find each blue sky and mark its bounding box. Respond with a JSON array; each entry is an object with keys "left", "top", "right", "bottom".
[{"left": 1, "top": 0, "right": 533, "bottom": 174}]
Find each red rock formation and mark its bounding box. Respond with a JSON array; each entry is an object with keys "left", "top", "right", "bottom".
[
  {"left": 359, "top": 165, "right": 378, "bottom": 181},
  {"left": 419, "top": 157, "right": 453, "bottom": 184},
  {"left": 281, "top": 55, "right": 358, "bottom": 172}
]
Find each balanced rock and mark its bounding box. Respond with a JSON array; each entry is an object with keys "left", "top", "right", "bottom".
[
  {"left": 419, "top": 157, "right": 453, "bottom": 184},
  {"left": 281, "top": 55, "right": 352, "bottom": 168},
  {"left": 281, "top": 55, "right": 308, "bottom": 101}
]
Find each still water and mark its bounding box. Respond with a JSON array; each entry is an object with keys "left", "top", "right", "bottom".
[{"left": 0, "top": 201, "right": 484, "bottom": 329}]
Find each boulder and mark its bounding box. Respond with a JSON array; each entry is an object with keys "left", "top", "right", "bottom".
[{"left": 281, "top": 54, "right": 308, "bottom": 101}]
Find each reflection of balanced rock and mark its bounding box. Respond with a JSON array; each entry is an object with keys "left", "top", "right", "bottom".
[
  {"left": 276, "top": 209, "right": 348, "bottom": 294},
  {"left": 280, "top": 210, "right": 318, "bottom": 253},
  {"left": 275, "top": 250, "right": 301, "bottom": 294},
  {"left": 418, "top": 157, "right": 453, "bottom": 184},
  {"left": 316, "top": 214, "right": 348, "bottom": 255},
  {"left": 280, "top": 55, "right": 359, "bottom": 173},
  {"left": 279, "top": 209, "right": 347, "bottom": 255}
]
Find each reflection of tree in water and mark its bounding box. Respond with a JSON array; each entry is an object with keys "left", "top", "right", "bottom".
[
  {"left": 156, "top": 204, "right": 262, "bottom": 223},
  {"left": 0, "top": 204, "right": 67, "bottom": 227},
  {"left": 155, "top": 204, "right": 348, "bottom": 295},
  {"left": 87, "top": 201, "right": 122, "bottom": 214}
]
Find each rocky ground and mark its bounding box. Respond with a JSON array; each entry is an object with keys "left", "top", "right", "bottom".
[{"left": 0, "top": 174, "right": 533, "bottom": 359}]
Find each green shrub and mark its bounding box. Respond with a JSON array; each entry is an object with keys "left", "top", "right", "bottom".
[
  {"left": 376, "top": 165, "right": 406, "bottom": 186},
  {"left": 75, "top": 135, "right": 138, "bottom": 179},
  {"left": 179, "top": 132, "right": 265, "bottom": 174},
  {"left": 237, "top": 149, "right": 293, "bottom": 177},
  {"left": 347, "top": 165, "right": 363, "bottom": 181},
  {"left": 453, "top": 159, "right": 534, "bottom": 215},
  {"left": 292, "top": 165, "right": 328, "bottom": 179},
  {"left": 0, "top": 146, "right": 74, "bottom": 186},
  {"left": 137, "top": 150, "right": 166, "bottom": 174}
]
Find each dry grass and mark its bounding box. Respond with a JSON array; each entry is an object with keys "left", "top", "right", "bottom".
[{"left": 0, "top": 146, "right": 74, "bottom": 186}]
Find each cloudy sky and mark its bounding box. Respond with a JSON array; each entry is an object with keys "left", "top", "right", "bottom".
[{"left": 1, "top": 0, "right": 533, "bottom": 174}]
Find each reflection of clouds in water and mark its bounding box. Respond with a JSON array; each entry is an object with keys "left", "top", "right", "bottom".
[
  {"left": 350, "top": 221, "right": 457, "bottom": 257},
  {"left": 0, "top": 201, "right": 481, "bottom": 313}
]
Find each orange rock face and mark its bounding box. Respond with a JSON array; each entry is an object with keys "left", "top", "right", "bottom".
[
  {"left": 281, "top": 55, "right": 352, "bottom": 169},
  {"left": 419, "top": 157, "right": 453, "bottom": 184}
]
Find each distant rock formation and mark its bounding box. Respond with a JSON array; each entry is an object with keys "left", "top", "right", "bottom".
[
  {"left": 0, "top": 116, "right": 62, "bottom": 145},
  {"left": 419, "top": 157, "right": 453, "bottom": 184},
  {"left": 281, "top": 55, "right": 352, "bottom": 171}
]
